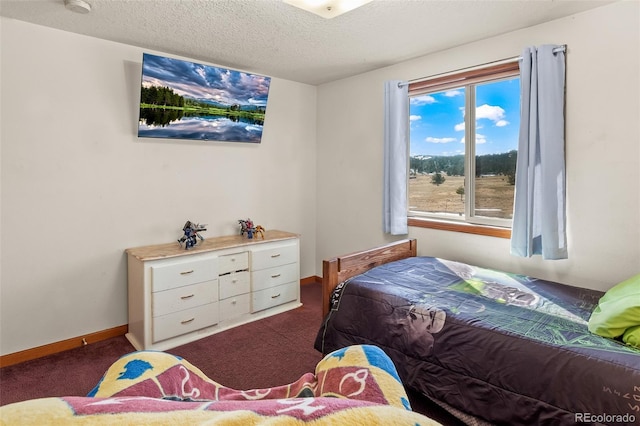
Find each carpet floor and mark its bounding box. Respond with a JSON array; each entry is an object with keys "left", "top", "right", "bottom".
[{"left": 0, "top": 282, "right": 465, "bottom": 425}]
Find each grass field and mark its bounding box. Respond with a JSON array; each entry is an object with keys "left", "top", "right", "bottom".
[{"left": 409, "top": 174, "right": 514, "bottom": 219}]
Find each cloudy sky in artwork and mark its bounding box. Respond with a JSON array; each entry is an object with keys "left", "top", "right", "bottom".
[{"left": 141, "top": 53, "right": 271, "bottom": 107}]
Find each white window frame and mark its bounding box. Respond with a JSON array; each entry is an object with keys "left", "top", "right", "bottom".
[{"left": 408, "top": 61, "right": 520, "bottom": 231}]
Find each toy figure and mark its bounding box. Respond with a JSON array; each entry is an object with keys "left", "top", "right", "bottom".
[
  {"left": 238, "top": 218, "right": 264, "bottom": 239},
  {"left": 238, "top": 218, "right": 253, "bottom": 238},
  {"left": 178, "top": 220, "right": 206, "bottom": 249}
]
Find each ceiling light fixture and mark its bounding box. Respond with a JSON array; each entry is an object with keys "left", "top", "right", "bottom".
[
  {"left": 283, "top": 0, "right": 373, "bottom": 19},
  {"left": 64, "top": 0, "right": 92, "bottom": 14}
]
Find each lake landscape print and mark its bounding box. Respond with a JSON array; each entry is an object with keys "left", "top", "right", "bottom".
[{"left": 138, "top": 53, "right": 271, "bottom": 143}]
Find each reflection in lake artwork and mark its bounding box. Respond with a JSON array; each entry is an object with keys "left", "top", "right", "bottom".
[{"left": 138, "top": 53, "right": 271, "bottom": 143}]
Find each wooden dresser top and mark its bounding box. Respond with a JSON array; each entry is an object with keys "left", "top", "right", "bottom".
[{"left": 126, "top": 230, "right": 299, "bottom": 261}]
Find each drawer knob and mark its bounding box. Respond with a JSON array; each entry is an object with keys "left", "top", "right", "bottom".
[
  {"left": 231, "top": 258, "right": 236, "bottom": 262},
  {"left": 271, "top": 254, "right": 281, "bottom": 258},
  {"left": 271, "top": 293, "right": 281, "bottom": 299},
  {"left": 232, "top": 279, "right": 238, "bottom": 283},
  {"left": 181, "top": 318, "right": 195, "bottom": 324},
  {"left": 271, "top": 273, "right": 281, "bottom": 278},
  {"left": 232, "top": 300, "right": 237, "bottom": 305},
  {"left": 181, "top": 294, "right": 195, "bottom": 300},
  {"left": 180, "top": 270, "right": 194, "bottom": 275}
]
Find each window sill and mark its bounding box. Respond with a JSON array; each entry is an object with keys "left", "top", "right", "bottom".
[{"left": 408, "top": 217, "right": 511, "bottom": 239}]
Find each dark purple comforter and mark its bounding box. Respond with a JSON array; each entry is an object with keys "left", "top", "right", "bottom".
[{"left": 315, "top": 257, "right": 640, "bottom": 425}]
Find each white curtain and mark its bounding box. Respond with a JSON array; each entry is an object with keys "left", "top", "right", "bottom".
[
  {"left": 511, "top": 45, "right": 567, "bottom": 259},
  {"left": 383, "top": 80, "right": 409, "bottom": 235}
]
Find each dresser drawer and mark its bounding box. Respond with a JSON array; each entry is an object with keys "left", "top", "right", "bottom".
[
  {"left": 219, "top": 293, "right": 250, "bottom": 321},
  {"left": 218, "top": 252, "right": 249, "bottom": 275},
  {"left": 153, "top": 303, "right": 219, "bottom": 343},
  {"left": 251, "top": 262, "right": 298, "bottom": 292},
  {"left": 252, "top": 282, "right": 298, "bottom": 313},
  {"left": 251, "top": 242, "right": 297, "bottom": 271},
  {"left": 219, "top": 271, "right": 250, "bottom": 299},
  {"left": 151, "top": 256, "right": 217, "bottom": 292},
  {"left": 126, "top": 231, "right": 300, "bottom": 351},
  {"left": 152, "top": 280, "right": 218, "bottom": 317}
]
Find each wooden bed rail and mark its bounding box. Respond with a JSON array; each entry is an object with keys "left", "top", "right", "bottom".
[{"left": 321, "top": 239, "right": 417, "bottom": 318}]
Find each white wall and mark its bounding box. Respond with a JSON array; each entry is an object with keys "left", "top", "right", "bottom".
[
  {"left": 2, "top": 1, "right": 639, "bottom": 357},
  {"left": 316, "top": 1, "right": 639, "bottom": 291},
  {"left": 0, "top": 19, "right": 317, "bottom": 355}
]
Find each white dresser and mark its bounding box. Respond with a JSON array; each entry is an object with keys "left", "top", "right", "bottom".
[{"left": 125, "top": 230, "right": 300, "bottom": 351}]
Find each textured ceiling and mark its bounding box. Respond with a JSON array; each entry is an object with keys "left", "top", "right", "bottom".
[{"left": 0, "top": 0, "right": 614, "bottom": 85}]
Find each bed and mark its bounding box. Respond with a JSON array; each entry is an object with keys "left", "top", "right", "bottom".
[
  {"left": 0, "top": 344, "right": 440, "bottom": 425},
  {"left": 314, "top": 239, "right": 640, "bottom": 425}
]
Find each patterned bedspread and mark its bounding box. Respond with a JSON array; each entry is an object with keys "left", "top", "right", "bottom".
[
  {"left": 0, "top": 344, "right": 440, "bottom": 425},
  {"left": 315, "top": 257, "right": 640, "bottom": 425}
]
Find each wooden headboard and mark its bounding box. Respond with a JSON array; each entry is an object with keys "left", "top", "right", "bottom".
[{"left": 321, "top": 239, "right": 417, "bottom": 318}]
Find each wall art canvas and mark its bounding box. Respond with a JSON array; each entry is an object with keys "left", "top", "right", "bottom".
[{"left": 138, "top": 53, "right": 271, "bottom": 143}]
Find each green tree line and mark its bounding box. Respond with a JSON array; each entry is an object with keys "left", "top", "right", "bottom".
[
  {"left": 410, "top": 150, "right": 517, "bottom": 183},
  {"left": 141, "top": 86, "right": 266, "bottom": 114},
  {"left": 140, "top": 86, "right": 185, "bottom": 107}
]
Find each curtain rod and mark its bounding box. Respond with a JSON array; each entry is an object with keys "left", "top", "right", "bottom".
[{"left": 398, "top": 45, "right": 566, "bottom": 88}]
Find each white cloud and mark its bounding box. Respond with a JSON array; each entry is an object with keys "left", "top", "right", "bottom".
[
  {"left": 495, "top": 120, "right": 509, "bottom": 127},
  {"left": 195, "top": 66, "right": 207, "bottom": 80},
  {"left": 454, "top": 122, "right": 465, "bottom": 132},
  {"left": 426, "top": 137, "right": 457, "bottom": 144},
  {"left": 444, "top": 90, "right": 463, "bottom": 97},
  {"left": 411, "top": 95, "right": 436, "bottom": 105},
  {"left": 410, "top": 115, "right": 421, "bottom": 122},
  {"left": 476, "top": 104, "right": 508, "bottom": 125},
  {"left": 460, "top": 134, "right": 487, "bottom": 144}
]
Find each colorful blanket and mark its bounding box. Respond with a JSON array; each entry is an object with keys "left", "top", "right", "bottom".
[{"left": 0, "top": 344, "right": 440, "bottom": 425}]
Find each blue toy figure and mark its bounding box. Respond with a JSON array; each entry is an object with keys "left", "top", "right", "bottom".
[
  {"left": 178, "top": 220, "right": 206, "bottom": 249},
  {"left": 238, "top": 218, "right": 255, "bottom": 239}
]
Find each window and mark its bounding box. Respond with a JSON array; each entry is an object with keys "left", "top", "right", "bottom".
[{"left": 408, "top": 61, "right": 520, "bottom": 233}]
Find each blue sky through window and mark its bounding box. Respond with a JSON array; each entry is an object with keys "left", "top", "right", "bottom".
[{"left": 409, "top": 78, "right": 520, "bottom": 157}]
